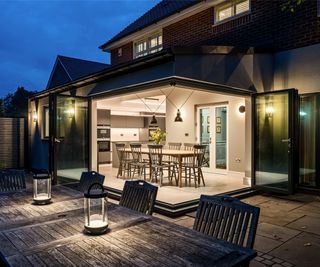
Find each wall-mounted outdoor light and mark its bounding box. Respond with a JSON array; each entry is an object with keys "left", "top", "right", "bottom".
[
  {"left": 238, "top": 105, "right": 245, "bottom": 113},
  {"left": 84, "top": 183, "right": 108, "bottom": 235},
  {"left": 66, "top": 100, "right": 76, "bottom": 118},
  {"left": 265, "top": 105, "right": 275, "bottom": 118},
  {"left": 33, "top": 110, "right": 38, "bottom": 122}
]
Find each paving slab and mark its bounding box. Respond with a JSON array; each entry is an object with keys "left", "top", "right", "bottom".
[
  {"left": 287, "top": 215, "right": 320, "bottom": 235},
  {"left": 269, "top": 232, "right": 320, "bottom": 267},
  {"left": 257, "top": 199, "right": 304, "bottom": 213},
  {"left": 258, "top": 209, "right": 304, "bottom": 226},
  {"left": 249, "top": 259, "right": 266, "bottom": 267},
  {"left": 241, "top": 195, "right": 271, "bottom": 206},
  {"left": 254, "top": 234, "right": 283, "bottom": 253},
  {"left": 173, "top": 217, "right": 194, "bottom": 228},
  {"left": 257, "top": 222, "right": 300, "bottom": 242}
]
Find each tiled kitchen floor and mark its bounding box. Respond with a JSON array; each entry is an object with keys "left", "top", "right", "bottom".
[{"left": 99, "top": 165, "right": 248, "bottom": 204}]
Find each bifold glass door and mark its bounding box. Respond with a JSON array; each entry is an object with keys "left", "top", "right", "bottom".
[
  {"left": 198, "top": 105, "right": 228, "bottom": 173},
  {"left": 54, "top": 95, "right": 89, "bottom": 183},
  {"left": 253, "top": 89, "right": 298, "bottom": 194}
]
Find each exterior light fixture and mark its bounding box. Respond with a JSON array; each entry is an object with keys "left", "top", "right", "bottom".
[
  {"left": 65, "top": 100, "right": 75, "bottom": 118},
  {"left": 265, "top": 105, "right": 275, "bottom": 118},
  {"left": 150, "top": 114, "right": 157, "bottom": 124},
  {"left": 33, "top": 170, "right": 51, "bottom": 205},
  {"left": 33, "top": 111, "right": 38, "bottom": 122},
  {"left": 174, "top": 109, "right": 183, "bottom": 122},
  {"left": 239, "top": 105, "right": 245, "bottom": 113},
  {"left": 84, "top": 183, "right": 108, "bottom": 235}
]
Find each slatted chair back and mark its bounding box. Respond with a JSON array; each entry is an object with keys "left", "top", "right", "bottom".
[
  {"left": 0, "top": 170, "right": 26, "bottom": 193},
  {"left": 130, "top": 143, "right": 142, "bottom": 162},
  {"left": 148, "top": 144, "right": 163, "bottom": 166},
  {"left": 193, "top": 195, "right": 260, "bottom": 249},
  {"left": 115, "top": 143, "right": 126, "bottom": 162},
  {"left": 78, "top": 171, "right": 105, "bottom": 193},
  {"left": 119, "top": 180, "right": 158, "bottom": 215},
  {"left": 183, "top": 143, "right": 194, "bottom": 151},
  {"left": 193, "top": 144, "right": 207, "bottom": 167},
  {"left": 167, "top": 142, "right": 182, "bottom": 163}
]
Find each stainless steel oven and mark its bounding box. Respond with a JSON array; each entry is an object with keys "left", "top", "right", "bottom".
[{"left": 97, "top": 126, "right": 110, "bottom": 139}]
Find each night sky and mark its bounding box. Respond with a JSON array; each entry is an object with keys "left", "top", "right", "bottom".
[{"left": 0, "top": 0, "right": 159, "bottom": 97}]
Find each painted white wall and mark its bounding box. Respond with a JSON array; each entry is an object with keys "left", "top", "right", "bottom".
[
  {"left": 273, "top": 43, "right": 320, "bottom": 94},
  {"left": 165, "top": 88, "right": 247, "bottom": 172}
]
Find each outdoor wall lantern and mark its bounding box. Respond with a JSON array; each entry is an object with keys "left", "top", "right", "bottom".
[
  {"left": 84, "top": 183, "right": 108, "bottom": 235},
  {"left": 265, "top": 105, "right": 275, "bottom": 118},
  {"left": 32, "top": 110, "right": 38, "bottom": 122},
  {"left": 33, "top": 170, "right": 51, "bottom": 205},
  {"left": 238, "top": 105, "right": 245, "bottom": 113}
]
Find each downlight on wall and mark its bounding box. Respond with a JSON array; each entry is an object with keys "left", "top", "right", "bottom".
[{"left": 33, "top": 110, "right": 38, "bottom": 122}]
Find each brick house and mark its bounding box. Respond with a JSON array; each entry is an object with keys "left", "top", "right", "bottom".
[{"left": 29, "top": 0, "right": 320, "bottom": 215}]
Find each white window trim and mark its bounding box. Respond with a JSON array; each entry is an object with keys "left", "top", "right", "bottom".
[
  {"left": 133, "top": 31, "right": 163, "bottom": 59},
  {"left": 214, "top": 0, "right": 251, "bottom": 24}
]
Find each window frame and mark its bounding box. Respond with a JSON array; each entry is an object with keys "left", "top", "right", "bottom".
[
  {"left": 133, "top": 31, "right": 163, "bottom": 59},
  {"left": 215, "top": 0, "right": 250, "bottom": 24}
]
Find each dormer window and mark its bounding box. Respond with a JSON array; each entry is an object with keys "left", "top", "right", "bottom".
[
  {"left": 134, "top": 32, "right": 163, "bottom": 58},
  {"left": 215, "top": 0, "right": 250, "bottom": 23}
]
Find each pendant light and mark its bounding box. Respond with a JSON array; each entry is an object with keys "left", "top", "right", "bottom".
[
  {"left": 161, "top": 82, "right": 194, "bottom": 123},
  {"left": 174, "top": 109, "right": 183, "bottom": 122},
  {"left": 150, "top": 114, "right": 158, "bottom": 124}
]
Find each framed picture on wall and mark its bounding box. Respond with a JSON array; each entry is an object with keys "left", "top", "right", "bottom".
[
  {"left": 207, "top": 126, "right": 210, "bottom": 133},
  {"left": 207, "top": 116, "right": 210, "bottom": 124},
  {"left": 216, "top": 117, "right": 221, "bottom": 124},
  {"left": 216, "top": 126, "right": 221, "bottom": 133}
]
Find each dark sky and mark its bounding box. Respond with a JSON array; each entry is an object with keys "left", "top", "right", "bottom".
[{"left": 0, "top": 0, "right": 159, "bottom": 97}]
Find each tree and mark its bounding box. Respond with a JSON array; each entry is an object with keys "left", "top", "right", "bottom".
[
  {"left": 281, "top": 0, "right": 306, "bottom": 12},
  {"left": 2, "top": 87, "right": 36, "bottom": 118}
]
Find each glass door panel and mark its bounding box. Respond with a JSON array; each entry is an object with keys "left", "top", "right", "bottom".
[
  {"left": 254, "top": 90, "right": 297, "bottom": 194},
  {"left": 198, "top": 105, "right": 228, "bottom": 173},
  {"left": 215, "top": 106, "right": 227, "bottom": 171},
  {"left": 299, "top": 95, "right": 317, "bottom": 187},
  {"left": 55, "top": 95, "right": 88, "bottom": 183},
  {"left": 199, "top": 108, "right": 210, "bottom": 168}
]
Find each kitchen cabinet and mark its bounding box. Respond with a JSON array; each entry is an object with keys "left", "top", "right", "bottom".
[{"left": 111, "top": 115, "right": 144, "bottom": 128}]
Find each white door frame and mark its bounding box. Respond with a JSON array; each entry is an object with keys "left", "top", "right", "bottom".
[{"left": 196, "top": 104, "right": 229, "bottom": 174}]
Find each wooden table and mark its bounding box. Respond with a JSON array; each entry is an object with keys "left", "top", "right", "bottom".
[
  {"left": 124, "top": 148, "right": 196, "bottom": 187},
  {"left": 0, "top": 187, "right": 256, "bottom": 267}
]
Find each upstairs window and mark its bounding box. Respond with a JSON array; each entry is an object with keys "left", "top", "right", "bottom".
[
  {"left": 216, "top": 0, "right": 250, "bottom": 23},
  {"left": 134, "top": 33, "right": 163, "bottom": 58}
]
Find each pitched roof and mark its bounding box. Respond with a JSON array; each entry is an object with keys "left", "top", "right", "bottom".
[
  {"left": 46, "top": 55, "right": 110, "bottom": 89},
  {"left": 99, "top": 0, "right": 199, "bottom": 50}
]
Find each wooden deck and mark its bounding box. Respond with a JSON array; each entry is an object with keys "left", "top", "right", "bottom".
[{"left": 0, "top": 185, "right": 256, "bottom": 266}]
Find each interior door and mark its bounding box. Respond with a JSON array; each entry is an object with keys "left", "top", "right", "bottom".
[
  {"left": 253, "top": 89, "right": 298, "bottom": 194},
  {"left": 53, "top": 95, "right": 89, "bottom": 183},
  {"left": 198, "top": 105, "right": 228, "bottom": 174}
]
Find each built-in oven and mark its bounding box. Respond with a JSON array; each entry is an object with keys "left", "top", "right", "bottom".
[
  {"left": 97, "top": 126, "right": 110, "bottom": 139},
  {"left": 97, "top": 140, "right": 111, "bottom": 164}
]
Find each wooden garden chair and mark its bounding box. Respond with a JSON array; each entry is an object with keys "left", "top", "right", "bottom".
[
  {"left": 119, "top": 180, "right": 158, "bottom": 215},
  {"left": 193, "top": 195, "right": 260, "bottom": 249}
]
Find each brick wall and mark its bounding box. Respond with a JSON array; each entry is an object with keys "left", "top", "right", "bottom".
[
  {"left": 110, "top": 42, "right": 133, "bottom": 65},
  {"left": 163, "top": 0, "right": 320, "bottom": 51},
  {"left": 109, "top": 0, "right": 320, "bottom": 65}
]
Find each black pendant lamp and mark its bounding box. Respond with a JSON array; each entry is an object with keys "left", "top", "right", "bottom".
[
  {"left": 150, "top": 114, "right": 157, "bottom": 124},
  {"left": 174, "top": 109, "right": 183, "bottom": 122}
]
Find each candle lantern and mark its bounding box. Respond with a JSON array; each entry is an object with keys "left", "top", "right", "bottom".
[
  {"left": 33, "top": 170, "right": 51, "bottom": 205},
  {"left": 84, "top": 183, "right": 108, "bottom": 235}
]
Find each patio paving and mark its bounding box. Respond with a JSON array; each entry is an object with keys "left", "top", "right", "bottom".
[{"left": 153, "top": 193, "right": 320, "bottom": 267}]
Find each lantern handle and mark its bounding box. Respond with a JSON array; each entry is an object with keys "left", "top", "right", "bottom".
[{"left": 87, "top": 183, "right": 104, "bottom": 195}]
